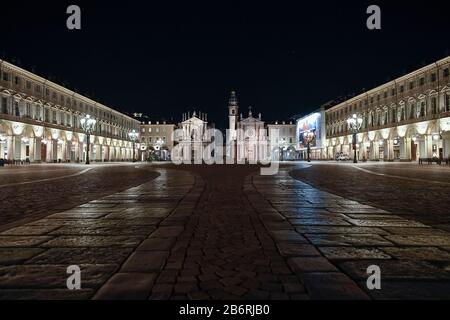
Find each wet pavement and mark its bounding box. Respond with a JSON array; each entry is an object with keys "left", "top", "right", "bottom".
[
  {"left": 290, "top": 162, "right": 450, "bottom": 229},
  {"left": 0, "top": 163, "right": 159, "bottom": 230},
  {"left": 0, "top": 163, "right": 449, "bottom": 299}
]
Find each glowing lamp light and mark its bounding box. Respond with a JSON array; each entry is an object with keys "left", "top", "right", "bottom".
[
  {"left": 33, "top": 126, "right": 44, "bottom": 138},
  {"left": 393, "top": 137, "right": 399, "bottom": 145},
  {"left": 357, "top": 133, "right": 363, "bottom": 143},
  {"left": 65, "top": 131, "right": 73, "bottom": 141},
  {"left": 432, "top": 133, "right": 440, "bottom": 141},
  {"left": 416, "top": 122, "right": 428, "bottom": 135},
  {"left": 397, "top": 125, "right": 407, "bottom": 138},
  {"left": 12, "top": 122, "right": 24, "bottom": 135},
  {"left": 80, "top": 114, "right": 96, "bottom": 134},
  {"left": 51, "top": 129, "right": 59, "bottom": 140},
  {"left": 381, "top": 128, "right": 390, "bottom": 140},
  {"left": 128, "top": 129, "right": 139, "bottom": 163},
  {"left": 440, "top": 118, "right": 450, "bottom": 132},
  {"left": 128, "top": 129, "right": 139, "bottom": 142},
  {"left": 80, "top": 114, "right": 96, "bottom": 165}
]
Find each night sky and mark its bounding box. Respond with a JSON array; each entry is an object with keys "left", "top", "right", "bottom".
[{"left": 2, "top": 1, "right": 450, "bottom": 129}]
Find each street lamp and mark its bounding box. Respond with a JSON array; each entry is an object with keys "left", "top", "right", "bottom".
[
  {"left": 305, "top": 131, "right": 315, "bottom": 162},
  {"left": 80, "top": 114, "right": 96, "bottom": 165},
  {"left": 278, "top": 139, "right": 288, "bottom": 161},
  {"left": 155, "top": 138, "right": 165, "bottom": 160},
  {"left": 347, "top": 113, "right": 363, "bottom": 164},
  {"left": 128, "top": 129, "right": 139, "bottom": 162}
]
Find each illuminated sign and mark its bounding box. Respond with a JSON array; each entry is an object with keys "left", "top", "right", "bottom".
[{"left": 297, "top": 113, "right": 320, "bottom": 148}]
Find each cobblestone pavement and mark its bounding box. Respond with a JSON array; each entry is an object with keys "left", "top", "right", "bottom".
[
  {"left": 290, "top": 162, "right": 450, "bottom": 229},
  {"left": 0, "top": 164, "right": 159, "bottom": 230},
  {"left": 0, "top": 164, "right": 450, "bottom": 299}
]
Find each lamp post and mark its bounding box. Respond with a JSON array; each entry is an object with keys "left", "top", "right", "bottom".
[
  {"left": 278, "top": 139, "right": 288, "bottom": 161},
  {"left": 80, "top": 114, "right": 96, "bottom": 165},
  {"left": 155, "top": 138, "right": 165, "bottom": 160},
  {"left": 347, "top": 113, "right": 363, "bottom": 164},
  {"left": 128, "top": 129, "right": 138, "bottom": 162},
  {"left": 305, "top": 131, "right": 315, "bottom": 162}
]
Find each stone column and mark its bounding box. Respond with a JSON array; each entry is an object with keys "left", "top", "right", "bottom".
[
  {"left": 12, "top": 135, "right": 22, "bottom": 161},
  {"left": 7, "top": 136, "right": 13, "bottom": 161},
  {"left": 78, "top": 142, "right": 84, "bottom": 163},
  {"left": 406, "top": 137, "right": 412, "bottom": 161},
  {"left": 96, "top": 144, "right": 102, "bottom": 162},
  {"left": 59, "top": 141, "right": 66, "bottom": 162},
  {"left": 52, "top": 139, "right": 58, "bottom": 162},
  {"left": 35, "top": 137, "right": 42, "bottom": 162},
  {"left": 104, "top": 145, "right": 109, "bottom": 162},
  {"left": 387, "top": 139, "right": 394, "bottom": 160},
  {"left": 66, "top": 141, "right": 72, "bottom": 162},
  {"left": 427, "top": 135, "right": 434, "bottom": 158},
  {"left": 28, "top": 138, "right": 35, "bottom": 162},
  {"left": 0, "top": 141, "right": 5, "bottom": 159},
  {"left": 89, "top": 143, "right": 94, "bottom": 162},
  {"left": 45, "top": 142, "right": 51, "bottom": 163}
]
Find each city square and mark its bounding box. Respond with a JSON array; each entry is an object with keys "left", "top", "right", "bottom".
[
  {"left": 0, "top": 161, "right": 450, "bottom": 300},
  {"left": 1, "top": 0, "right": 450, "bottom": 307}
]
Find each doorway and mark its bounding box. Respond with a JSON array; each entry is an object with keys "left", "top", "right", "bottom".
[{"left": 41, "top": 143, "right": 47, "bottom": 162}]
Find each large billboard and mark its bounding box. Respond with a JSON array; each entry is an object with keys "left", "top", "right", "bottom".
[{"left": 297, "top": 112, "right": 321, "bottom": 149}]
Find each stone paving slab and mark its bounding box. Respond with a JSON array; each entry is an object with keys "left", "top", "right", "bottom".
[
  {"left": 339, "top": 260, "right": 450, "bottom": 280},
  {"left": 1, "top": 165, "right": 450, "bottom": 299},
  {"left": 26, "top": 248, "right": 134, "bottom": 265},
  {"left": 0, "top": 248, "right": 45, "bottom": 265},
  {"left": 93, "top": 273, "right": 157, "bottom": 300},
  {"left": 251, "top": 168, "right": 450, "bottom": 299},
  {"left": 0, "top": 169, "right": 195, "bottom": 300},
  {"left": 0, "top": 264, "right": 117, "bottom": 289}
]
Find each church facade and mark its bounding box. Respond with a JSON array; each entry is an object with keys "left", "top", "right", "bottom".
[
  {"left": 172, "top": 111, "right": 211, "bottom": 163},
  {"left": 227, "top": 91, "right": 270, "bottom": 163}
]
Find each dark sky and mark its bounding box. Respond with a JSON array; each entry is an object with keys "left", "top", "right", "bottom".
[{"left": 2, "top": 0, "right": 450, "bottom": 129}]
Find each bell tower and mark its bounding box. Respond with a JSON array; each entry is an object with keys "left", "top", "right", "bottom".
[{"left": 228, "top": 91, "right": 239, "bottom": 141}]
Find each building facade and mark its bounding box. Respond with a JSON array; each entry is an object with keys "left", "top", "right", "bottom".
[
  {"left": 227, "top": 91, "right": 269, "bottom": 163},
  {"left": 174, "top": 111, "right": 210, "bottom": 162},
  {"left": 267, "top": 121, "right": 297, "bottom": 160},
  {"left": 139, "top": 121, "right": 176, "bottom": 161},
  {"left": 0, "top": 60, "right": 140, "bottom": 163},
  {"left": 236, "top": 107, "right": 266, "bottom": 163},
  {"left": 325, "top": 56, "right": 450, "bottom": 161}
]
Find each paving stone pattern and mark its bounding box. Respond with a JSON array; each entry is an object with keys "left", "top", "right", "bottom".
[{"left": 1, "top": 166, "right": 450, "bottom": 299}]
